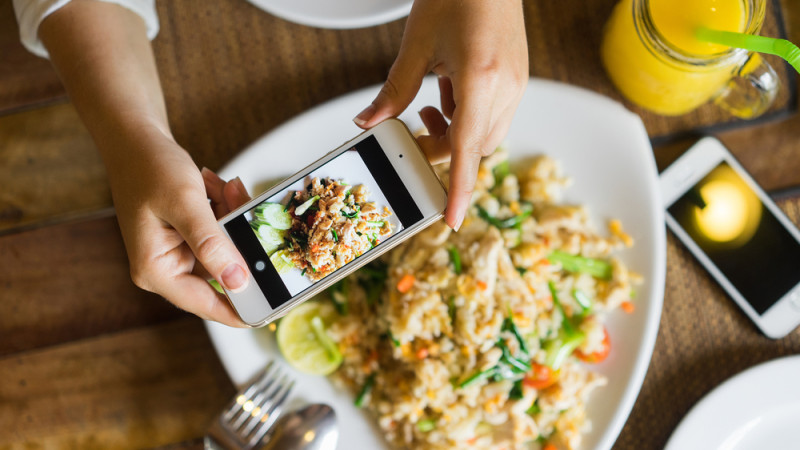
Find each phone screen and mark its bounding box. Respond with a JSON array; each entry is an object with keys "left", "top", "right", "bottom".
[
  {"left": 224, "top": 135, "right": 423, "bottom": 309},
  {"left": 667, "top": 162, "right": 800, "bottom": 314}
]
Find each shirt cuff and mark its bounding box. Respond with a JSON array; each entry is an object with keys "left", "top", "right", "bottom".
[{"left": 13, "top": 0, "right": 160, "bottom": 59}]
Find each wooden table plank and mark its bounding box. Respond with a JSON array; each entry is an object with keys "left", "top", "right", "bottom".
[
  {"left": 0, "top": 102, "right": 110, "bottom": 233},
  {"left": 0, "top": 215, "right": 182, "bottom": 356},
  {"left": 0, "top": 0, "right": 67, "bottom": 115},
  {"left": 0, "top": 318, "right": 234, "bottom": 448}
]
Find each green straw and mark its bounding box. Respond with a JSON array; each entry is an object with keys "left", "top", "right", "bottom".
[{"left": 696, "top": 27, "right": 800, "bottom": 74}]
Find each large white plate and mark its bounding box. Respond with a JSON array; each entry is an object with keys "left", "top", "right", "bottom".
[
  {"left": 245, "top": 0, "right": 411, "bottom": 29},
  {"left": 206, "top": 77, "right": 666, "bottom": 449},
  {"left": 666, "top": 355, "right": 800, "bottom": 450}
]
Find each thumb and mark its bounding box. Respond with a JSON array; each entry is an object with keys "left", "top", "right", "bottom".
[
  {"left": 171, "top": 195, "right": 250, "bottom": 293},
  {"left": 353, "top": 49, "right": 429, "bottom": 129}
]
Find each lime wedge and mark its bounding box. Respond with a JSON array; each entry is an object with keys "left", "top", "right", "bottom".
[
  {"left": 270, "top": 249, "right": 295, "bottom": 274},
  {"left": 277, "top": 301, "right": 343, "bottom": 375}
]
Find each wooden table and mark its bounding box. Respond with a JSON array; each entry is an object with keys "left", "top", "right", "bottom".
[{"left": 1, "top": 0, "right": 799, "bottom": 448}]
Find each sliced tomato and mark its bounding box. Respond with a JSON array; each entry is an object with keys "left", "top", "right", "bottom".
[
  {"left": 575, "top": 327, "right": 611, "bottom": 364},
  {"left": 523, "top": 363, "right": 557, "bottom": 390}
]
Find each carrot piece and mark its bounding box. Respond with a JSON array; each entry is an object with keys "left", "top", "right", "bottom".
[
  {"left": 543, "top": 444, "right": 558, "bottom": 450},
  {"left": 476, "top": 280, "right": 488, "bottom": 291},
  {"left": 621, "top": 300, "right": 635, "bottom": 314},
  {"left": 523, "top": 363, "right": 558, "bottom": 390},
  {"left": 575, "top": 327, "right": 611, "bottom": 364},
  {"left": 416, "top": 347, "right": 429, "bottom": 360},
  {"left": 397, "top": 274, "right": 415, "bottom": 293}
]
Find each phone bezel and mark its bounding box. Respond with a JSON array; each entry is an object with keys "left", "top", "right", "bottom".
[
  {"left": 660, "top": 136, "right": 800, "bottom": 339},
  {"left": 217, "top": 119, "right": 447, "bottom": 327}
]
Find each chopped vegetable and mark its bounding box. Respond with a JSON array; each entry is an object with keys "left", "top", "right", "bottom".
[
  {"left": 331, "top": 228, "right": 339, "bottom": 242},
  {"left": 572, "top": 288, "right": 593, "bottom": 313},
  {"left": 253, "top": 202, "right": 292, "bottom": 230},
  {"left": 526, "top": 400, "right": 541, "bottom": 416},
  {"left": 387, "top": 331, "right": 400, "bottom": 348},
  {"left": 621, "top": 300, "right": 635, "bottom": 314},
  {"left": 417, "top": 419, "right": 436, "bottom": 432},
  {"left": 575, "top": 327, "right": 611, "bottom": 364},
  {"left": 544, "top": 281, "right": 586, "bottom": 370},
  {"left": 448, "top": 296, "right": 457, "bottom": 324},
  {"left": 502, "top": 315, "right": 529, "bottom": 356},
  {"left": 397, "top": 274, "right": 415, "bottom": 293},
  {"left": 523, "top": 363, "right": 557, "bottom": 390},
  {"left": 251, "top": 221, "right": 286, "bottom": 255},
  {"left": 416, "top": 347, "right": 429, "bottom": 360},
  {"left": 492, "top": 159, "right": 510, "bottom": 185},
  {"left": 367, "top": 220, "right": 385, "bottom": 227},
  {"left": 476, "top": 203, "right": 533, "bottom": 229},
  {"left": 355, "top": 374, "right": 376, "bottom": 407},
  {"left": 208, "top": 279, "right": 224, "bottom": 294},
  {"left": 547, "top": 250, "right": 613, "bottom": 280},
  {"left": 459, "top": 366, "right": 499, "bottom": 388},
  {"left": 294, "top": 195, "right": 320, "bottom": 215},
  {"left": 448, "top": 246, "right": 462, "bottom": 274},
  {"left": 508, "top": 379, "right": 524, "bottom": 400},
  {"left": 342, "top": 205, "right": 360, "bottom": 219}
]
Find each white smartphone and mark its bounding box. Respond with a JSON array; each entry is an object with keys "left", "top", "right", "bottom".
[
  {"left": 217, "top": 119, "right": 448, "bottom": 327},
  {"left": 660, "top": 136, "right": 800, "bottom": 339}
]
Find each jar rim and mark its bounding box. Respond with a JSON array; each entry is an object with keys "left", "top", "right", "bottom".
[{"left": 634, "top": 0, "right": 766, "bottom": 68}]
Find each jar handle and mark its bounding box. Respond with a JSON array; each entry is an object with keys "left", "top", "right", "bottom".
[{"left": 714, "top": 53, "right": 779, "bottom": 119}]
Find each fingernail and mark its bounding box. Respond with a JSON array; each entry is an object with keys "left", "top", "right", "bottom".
[
  {"left": 353, "top": 104, "right": 376, "bottom": 127},
  {"left": 221, "top": 264, "right": 248, "bottom": 292},
  {"left": 452, "top": 210, "right": 465, "bottom": 232},
  {"left": 233, "top": 176, "right": 247, "bottom": 195}
]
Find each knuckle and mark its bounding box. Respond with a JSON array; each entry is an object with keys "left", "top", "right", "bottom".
[
  {"left": 130, "top": 261, "right": 156, "bottom": 291},
  {"left": 193, "top": 233, "right": 228, "bottom": 267},
  {"left": 379, "top": 77, "right": 401, "bottom": 101}
]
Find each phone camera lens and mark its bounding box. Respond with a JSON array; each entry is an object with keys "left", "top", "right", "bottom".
[{"left": 399, "top": 154, "right": 404, "bottom": 158}]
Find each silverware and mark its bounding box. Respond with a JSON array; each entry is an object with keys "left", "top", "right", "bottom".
[
  {"left": 261, "top": 404, "right": 338, "bottom": 450},
  {"left": 205, "top": 361, "right": 295, "bottom": 450}
]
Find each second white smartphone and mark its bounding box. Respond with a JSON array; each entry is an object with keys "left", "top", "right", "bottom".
[
  {"left": 217, "top": 119, "right": 448, "bottom": 327},
  {"left": 660, "top": 136, "right": 800, "bottom": 338}
]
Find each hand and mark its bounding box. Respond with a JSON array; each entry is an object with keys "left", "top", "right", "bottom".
[
  {"left": 107, "top": 131, "right": 252, "bottom": 327},
  {"left": 353, "top": 0, "right": 529, "bottom": 230}
]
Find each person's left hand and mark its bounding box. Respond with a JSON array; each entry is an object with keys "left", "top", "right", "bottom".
[{"left": 353, "top": 0, "right": 529, "bottom": 231}]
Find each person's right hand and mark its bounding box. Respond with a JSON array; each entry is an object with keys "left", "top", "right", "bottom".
[{"left": 107, "top": 130, "right": 251, "bottom": 327}]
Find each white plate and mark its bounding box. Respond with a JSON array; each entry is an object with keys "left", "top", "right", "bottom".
[
  {"left": 245, "top": 0, "right": 411, "bottom": 29},
  {"left": 666, "top": 355, "right": 800, "bottom": 450},
  {"left": 206, "top": 77, "right": 667, "bottom": 449}
]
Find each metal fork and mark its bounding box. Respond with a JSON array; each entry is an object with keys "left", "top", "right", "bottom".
[{"left": 205, "top": 361, "right": 296, "bottom": 450}]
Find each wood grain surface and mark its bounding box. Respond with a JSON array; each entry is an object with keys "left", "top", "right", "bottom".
[{"left": 1, "top": 0, "right": 799, "bottom": 448}]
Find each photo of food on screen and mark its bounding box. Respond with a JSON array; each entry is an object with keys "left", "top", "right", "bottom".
[{"left": 243, "top": 149, "right": 403, "bottom": 296}]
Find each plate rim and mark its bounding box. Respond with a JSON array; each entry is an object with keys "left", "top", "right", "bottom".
[
  {"left": 244, "top": 0, "right": 413, "bottom": 29},
  {"left": 205, "top": 77, "right": 666, "bottom": 450},
  {"left": 665, "top": 354, "right": 800, "bottom": 449}
]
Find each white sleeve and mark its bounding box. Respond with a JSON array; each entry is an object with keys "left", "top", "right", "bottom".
[{"left": 13, "top": 0, "right": 160, "bottom": 59}]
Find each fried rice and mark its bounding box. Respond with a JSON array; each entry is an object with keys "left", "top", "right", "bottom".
[
  {"left": 321, "top": 150, "right": 640, "bottom": 449},
  {"left": 285, "top": 177, "right": 394, "bottom": 281}
]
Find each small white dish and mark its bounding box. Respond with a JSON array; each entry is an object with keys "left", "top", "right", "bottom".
[
  {"left": 207, "top": 77, "right": 667, "bottom": 449},
  {"left": 666, "top": 355, "right": 800, "bottom": 450},
  {"left": 245, "top": 0, "right": 412, "bottom": 29}
]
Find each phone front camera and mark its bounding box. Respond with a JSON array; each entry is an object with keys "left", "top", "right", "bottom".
[{"left": 399, "top": 154, "right": 404, "bottom": 158}]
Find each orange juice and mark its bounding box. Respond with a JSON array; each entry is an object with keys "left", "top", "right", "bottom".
[{"left": 601, "top": 0, "right": 749, "bottom": 115}]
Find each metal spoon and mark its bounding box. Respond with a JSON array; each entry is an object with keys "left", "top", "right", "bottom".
[{"left": 260, "top": 404, "right": 338, "bottom": 450}]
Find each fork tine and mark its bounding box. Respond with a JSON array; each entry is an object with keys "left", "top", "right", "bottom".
[
  {"left": 230, "top": 368, "right": 282, "bottom": 429},
  {"left": 222, "top": 361, "right": 277, "bottom": 421},
  {"left": 239, "top": 372, "right": 290, "bottom": 437},
  {"left": 246, "top": 378, "right": 296, "bottom": 449}
]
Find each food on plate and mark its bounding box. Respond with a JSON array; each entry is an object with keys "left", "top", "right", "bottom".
[
  {"left": 277, "top": 150, "right": 640, "bottom": 449},
  {"left": 250, "top": 177, "right": 394, "bottom": 281}
]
